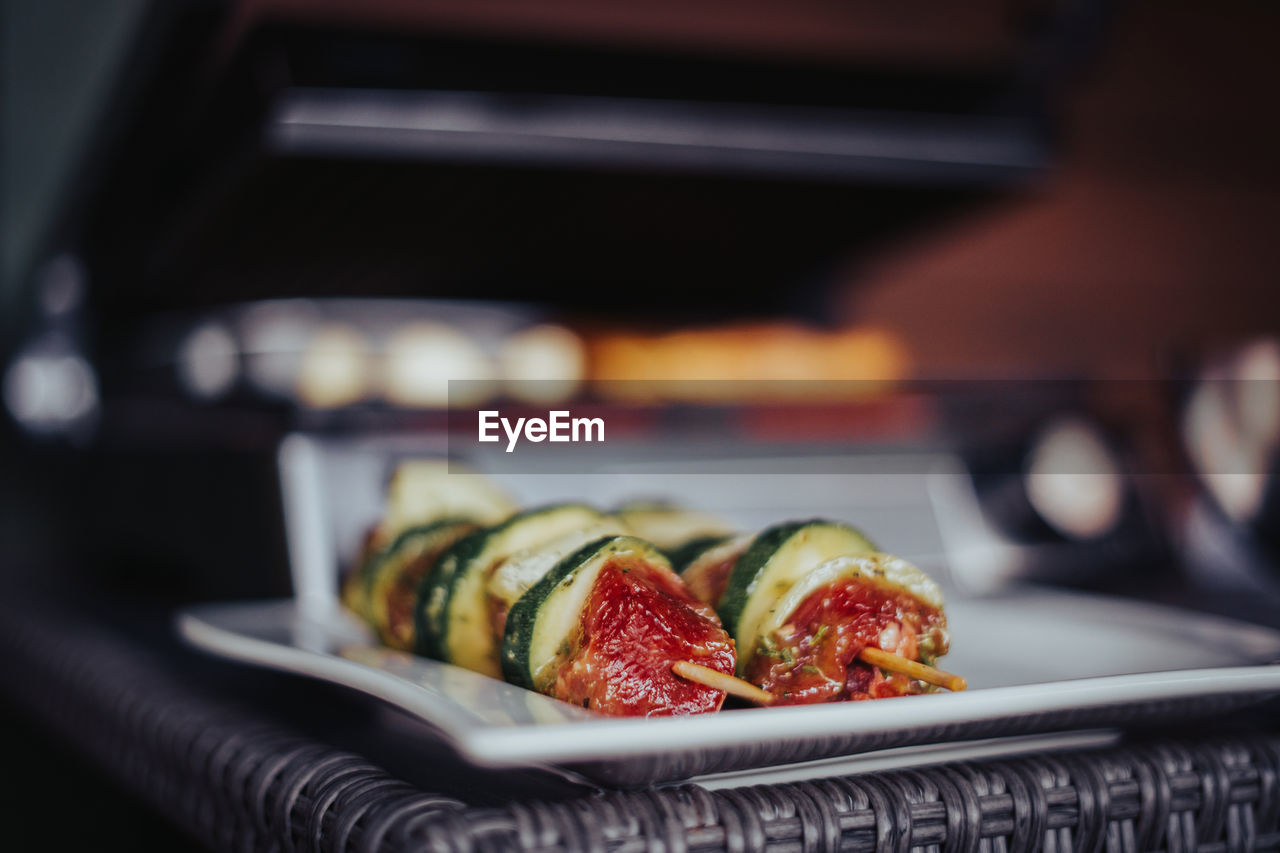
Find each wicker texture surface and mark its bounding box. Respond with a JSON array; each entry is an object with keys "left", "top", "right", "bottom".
[{"left": 2, "top": 596, "right": 1279, "bottom": 852}]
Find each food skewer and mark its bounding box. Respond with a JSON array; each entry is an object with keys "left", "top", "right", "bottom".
[
  {"left": 502, "top": 536, "right": 738, "bottom": 716},
  {"left": 343, "top": 471, "right": 967, "bottom": 716},
  {"left": 672, "top": 661, "right": 775, "bottom": 706},
  {"left": 673, "top": 650, "right": 966, "bottom": 706},
  {"left": 679, "top": 524, "right": 960, "bottom": 705},
  {"left": 857, "top": 647, "right": 967, "bottom": 693},
  {"left": 352, "top": 490, "right": 741, "bottom": 716}
]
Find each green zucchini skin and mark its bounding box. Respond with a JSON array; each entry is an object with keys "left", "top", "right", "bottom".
[
  {"left": 414, "top": 503, "right": 604, "bottom": 671},
  {"left": 365, "top": 518, "right": 476, "bottom": 649},
  {"left": 668, "top": 535, "right": 732, "bottom": 574},
  {"left": 415, "top": 524, "right": 489, "bottom": 660},
  {"left": 345, "top": 518, "right": 461, "bottom": 627},
  {"left": 367, "top": 519, "right": 468, "bottom": 605},
  {"left": 716, "top": 520, "right": 876, "bottom": 668},
  {"left": 500, "top": 535, "right": 669, "bottom": 692}
]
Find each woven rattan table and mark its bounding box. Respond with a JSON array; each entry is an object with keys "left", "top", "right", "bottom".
[{"left": 2, "top": 591, "right": 1277, "bottom": 852}]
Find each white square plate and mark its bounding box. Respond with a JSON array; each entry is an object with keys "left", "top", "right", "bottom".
[{"left": 178, "top": 589, "right": 1280, "bottom": 786}]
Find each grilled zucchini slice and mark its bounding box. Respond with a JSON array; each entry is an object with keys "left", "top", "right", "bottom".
[
  {"left": 365, "top": 519, "right": 477, "bottom": 650},
  {"left": 501, "top": 535, "right": 669, "bottom": 692},
  {"left": 487, "top": 519, "right": 631, "bottom": 618},
  {"left": 717, "top": 520, "right": 876, "bottom": 670},
  {"left": 667, "top": 535, "right": 734, "bottom": 574},
  {"left": 755, "top": 552, "right": 944, "bottom": 648},
  {"left": 417, "top": 503, "right": 606, "bottom": 677},
  {"left": 678, "top": 533, "right": 753, "bottom": 602},
  {"left": 376, "top": 460, "right": 515, "bottom": 546}
]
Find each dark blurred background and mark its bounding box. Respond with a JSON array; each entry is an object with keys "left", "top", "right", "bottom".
[{"left": 3, "top": 0, "right": 1280, "bottom": 847}]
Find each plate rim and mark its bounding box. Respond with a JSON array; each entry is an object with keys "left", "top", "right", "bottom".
[{"left": 177, "top": 597, "right": 1280, "bottom": 768}]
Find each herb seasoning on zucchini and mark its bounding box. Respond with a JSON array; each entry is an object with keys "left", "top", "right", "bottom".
[
  {"left": 416, "top": 503, "right": 608, "bottom": 677},
  {"left": 741, "top": 552, "right": 953, "bottom": 704}
]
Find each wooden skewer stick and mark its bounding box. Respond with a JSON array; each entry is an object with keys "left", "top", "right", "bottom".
[
  {"left": 672, "top": 661, "right": 775, "bottom": 705},
  {"left": 858, "top": 647, "right": 967, "bottom": 692}
]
